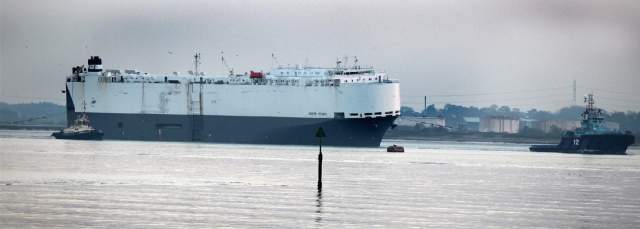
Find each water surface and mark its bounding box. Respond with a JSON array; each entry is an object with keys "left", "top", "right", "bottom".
[{"left": 1, "top": 130, "right": 639, "bottom": 228}]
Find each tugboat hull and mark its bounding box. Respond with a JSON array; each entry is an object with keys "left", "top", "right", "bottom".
[
  {"left": 386, "top": 145, "right": 405, "bottom": 153},
  {"left": 530, "top": 133, "right": 635, "bottom": 155},
  {"left": 52, "top": 130, "right": 104, "bottom": 140}
]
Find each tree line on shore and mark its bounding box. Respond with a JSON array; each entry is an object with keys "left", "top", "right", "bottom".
[
  {"left": 0, "top": 102, "right": 638, "bottom": 135},
  {"left": 0, "top": 102, "right": 66, "bottom": 126},
  {"left": 398, "top": 104, "right": 640, "bottom": 136}
]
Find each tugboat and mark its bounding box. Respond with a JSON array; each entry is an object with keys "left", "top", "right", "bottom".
[
  {"left": 52, "top": 114, "right": 103, "bottom": 140},
  {"left": 387, "top": 144, "right": 405, "bottom": 153},
  {"left": 530, "top": 94, "right": 635, "bottom": 154}
]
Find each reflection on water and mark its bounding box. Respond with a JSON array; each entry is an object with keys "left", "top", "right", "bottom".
[
  {"left": 315, "top": 191, "right": 323, "bottom": 225},
  {"left": 1, "top": 130, "right": 639, "bottom": 228}
]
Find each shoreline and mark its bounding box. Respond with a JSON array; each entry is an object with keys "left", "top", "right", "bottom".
[
  {"left": 0, "top": 125, "right": 62, "bottom": 131},
  {"left": 385, "top": 135, "right": 638, "bottom": 147},
  {"left": 384, "top": 135, "right": 558, "bottom": 145}
]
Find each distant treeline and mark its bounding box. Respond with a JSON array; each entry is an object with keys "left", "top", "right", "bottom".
[
  {"left": 384, "top": 126, "right": 562, "bottom": 143},
  {"left": 0, "top": 102, "right": 66, "bottom": 125},
  {"left": 0, "top": 102, "right": 638, "bottom": 134},
  {"left": 401, "top": 104, "right": 640, "bottom": 134}
]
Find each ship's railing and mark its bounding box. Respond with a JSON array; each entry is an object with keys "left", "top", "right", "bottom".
[{"left": 73, "top": 73, "right": 399, "bottom": 87}]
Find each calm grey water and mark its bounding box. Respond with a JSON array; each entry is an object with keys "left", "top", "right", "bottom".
[{"left": 1, "top": 130, "right": 639, "bottom": 228}]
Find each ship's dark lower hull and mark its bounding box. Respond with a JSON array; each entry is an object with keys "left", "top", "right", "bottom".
[
  {"left": 52, "top": 130, "right": 104, "bottom": 140},
  {"left": 66, "top": 111, "right": 397, "bottom": 147},
  {"left": 530, "top": 134, "right": 635, "bottom": 155}
]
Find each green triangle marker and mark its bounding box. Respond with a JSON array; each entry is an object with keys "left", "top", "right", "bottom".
[{"left": 315, "top": 127, "right": 326, "bottom": 138}]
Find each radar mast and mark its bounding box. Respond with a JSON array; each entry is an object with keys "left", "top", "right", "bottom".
[{"left": 193, "top": 52, "right": 201, "bottom": 76}]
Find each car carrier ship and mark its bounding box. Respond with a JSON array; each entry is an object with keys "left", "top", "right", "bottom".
[{"left": 62, "top": 55, "right": 401, "bottom": 146}]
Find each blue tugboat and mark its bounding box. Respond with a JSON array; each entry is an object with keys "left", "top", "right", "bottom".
[
  {"left": 52, "top": 114, "right": 103, "bottom": 140},
  {"left": 530, "top": 94, "right": 635, "bottom": 155}
]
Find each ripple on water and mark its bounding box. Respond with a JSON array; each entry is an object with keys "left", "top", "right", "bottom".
[{"left": 1, "top": 135, "right": 640, "bottom": 228}]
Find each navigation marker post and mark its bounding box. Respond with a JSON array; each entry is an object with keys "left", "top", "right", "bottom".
[{"left": 315, "top": 127, "right": 326, "bottom": 191}]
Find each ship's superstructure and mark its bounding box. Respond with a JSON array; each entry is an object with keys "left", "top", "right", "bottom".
[
  {"left": 63, "top": 56, "right": 401, "bottom": 146},
  {"left": 577, "top": 94, "right": 610, "bottom": 135}
]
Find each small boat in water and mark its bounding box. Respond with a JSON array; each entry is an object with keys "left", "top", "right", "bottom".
[
  {"left": 530, "top": 94, "right": 634, "bottom": 155},
  {"left": 387, "top": 144, "right": 405, "bottom": 153},
  {"left": 52, "top": 114, "right": 103, "bottom": 140}
]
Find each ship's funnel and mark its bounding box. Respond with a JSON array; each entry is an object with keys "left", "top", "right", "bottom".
[{"left": 88, "top": 56, "right": 103, "bottom": 72}]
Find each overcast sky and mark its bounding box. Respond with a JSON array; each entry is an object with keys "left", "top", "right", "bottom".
[{"left": 1, "top": 0, "right": 639, "bottom": 112}]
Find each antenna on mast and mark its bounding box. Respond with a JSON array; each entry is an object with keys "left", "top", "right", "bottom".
[
  {"left": 586, "top": 93, "right": 595, "bottom": 110},
  {"left": 221, "top": 51, "right": 233, "bottom": 75},
  {"left": 353, "top": 56, "right": 359, "bottom": 69},
  {"left": 271, "top": 53, "right": 280, "bottom": 68},
  {"left": 193, "top": 52, "right": 201, "bottom": 76}
]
